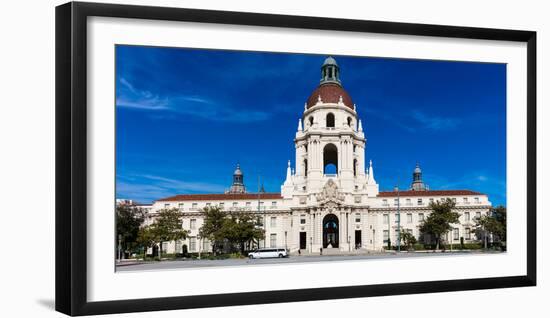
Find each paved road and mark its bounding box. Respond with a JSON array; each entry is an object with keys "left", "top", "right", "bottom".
[{"left": 116, "top": 251, "right": 495, "bottom": 272}]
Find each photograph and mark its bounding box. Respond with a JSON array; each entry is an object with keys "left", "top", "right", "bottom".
[{"left": 114, "top": 46, "right": 507, "bottom": 272}]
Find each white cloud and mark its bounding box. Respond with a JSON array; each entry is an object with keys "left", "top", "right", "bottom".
[
  {"left": 116, "top": 78, "right": 271, "bottom": 123},
  {"left": 116, "top": 173, "right": 226, "bottom": 203}
]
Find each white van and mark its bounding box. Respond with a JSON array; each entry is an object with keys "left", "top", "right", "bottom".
[{"left": 248, "top": 248, "right": 288, "bottom": 259}]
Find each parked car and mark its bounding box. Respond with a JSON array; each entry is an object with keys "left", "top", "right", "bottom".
[{"left": 248, "top": 248, "right": 288, "bottom": 259}]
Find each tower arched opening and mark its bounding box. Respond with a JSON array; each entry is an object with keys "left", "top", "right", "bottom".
[
  {"left": 323, "top": 143, "right": 338, "bottom": 175},
  {"left": 326, "top": 113, "right": 335, "bottom": 128}
]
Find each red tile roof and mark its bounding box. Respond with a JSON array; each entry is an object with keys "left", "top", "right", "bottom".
[
  {"left": 156, "top": 193, "right": 283, "bottom": 202},
  {"left": 306, "top": 83, "right": 354, "bottom": 109},
  {"left": 378, "top": 190, "right": 483, "bottom": 197},
  {"left": 156, "top": 190, "right": 483, "bottom": 202}
]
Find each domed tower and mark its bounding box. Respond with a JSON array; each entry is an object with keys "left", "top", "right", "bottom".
[
  {"left": 226, "top": 164, "right": 246, "bottom": 194},
  {"left": 411, "top": 162, "right": 428, "bottom": 191},
  {"left": 282, "top": 56, "right": 378, "bottom": 197}
]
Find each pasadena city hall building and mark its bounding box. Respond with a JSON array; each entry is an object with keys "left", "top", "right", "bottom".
[{"left": 138, "top": 57, "right": 492, "bottom": 255}]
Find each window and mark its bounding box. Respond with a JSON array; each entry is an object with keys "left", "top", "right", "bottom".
[
  {"left": 407, "top": 213, "right": 413, "bottom": 223},
  {"left": 326, "top": 113, "right": 335, "bottom": 128},
  {"left": 246, "top": 202, "right": 251, "bottom": 207},
  {"left": 406, "top": 198, "right": 412, "bottom": 206},
  {"left": 272, "top": 201, "right": 277, "bottom": 207},
  {"left": 192, "top": 203, "right": 198, "bottom": 209},
  {"left": 300, "top": 218, "right": 306, "bottom": 225},
  {"left": 219, "top": 202, "right": 224, "bottom": 209},
  {"left": 164, "top": 203, "right": 170, "bottom": 208},
  {"left": 476, "top": 212, "right": 481, "bottom": 219},
  {"left": 465, "top": 212, "right": 470, "bottom": 222},
  {"left": 417, "top": 198, "right": 423, "bottom": 205},
  {"left": 189, "top": 237, "right": 196, "bottom": 252},
  {"left": 465, "top": 228, "right": 471, "bottom": 240},
  {"left": 232, "top": 202, "right": 238, "bottom": 208},
  {"left": 453, "top": 228, "right": 459, "bottom": 240},
  {"left": 429, "top": 198, "right": 434, "bottom": 204},
  {"left": 259, "top": 201, "right": 264, "bottom": 207},
  {"left": 474, "top": 197, "right": 480, "bottom": 204},
  {"left": 178, "top": 203, "right": 184, "bottom": 209},
  {"left": 383, "top": 230, "right": 389, "bottom": 243},
  {"left": 308, "top": 116, "right": 313, "bottom": 126},
  {"left": 270, "top": 216, "right": 277, "bottom": 227},
  {"left": 418, "top": 213, "right": 425, "bottom": 222},
  {"left": 383, "top": 214, "right": 389, "bottom": 224},
  {"left": 394, "top": 199, "right": 399, "bottom": 206},
  {"left": 190, "top": 219, "right": 196, "bottom": 230},
  {"left": 270, "top": 233, "right": 277, "bottom": 248},
  {"left": 463, "top": 197, "right": 469, "bottom": 204},
  {"left": 205, "top": 203, "right": 211, "bottom": 207},
  {"left": 452, "top": 198, "right": 457, "bottom": 203},
  {"left": 382, "top": 199, "right": 388, "bottom": 206},
  {"left": 355, "top": 213, "right": 361, "bottom": 223},
  {"left": 202, "top": 238, "right": 210, "bottom": 251}
]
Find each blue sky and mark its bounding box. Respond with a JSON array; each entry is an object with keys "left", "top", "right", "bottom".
[{"left": 115, "top": 45, "right": 506, "bottom": 206}]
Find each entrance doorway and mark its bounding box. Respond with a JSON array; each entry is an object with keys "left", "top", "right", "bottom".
[
  {"left": 355, "top": 230, "right": 362, "bottom": 249},
  {"left": 299, "top": 232, "right": 307, "bottom": 249},
  {"left": 322, "top": 214, "right": 339, "bottom": 248}
]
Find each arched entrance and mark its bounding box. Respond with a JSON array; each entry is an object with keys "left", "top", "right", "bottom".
[{"left": 323, "top": 214, "right": 339, "bottom": 248}]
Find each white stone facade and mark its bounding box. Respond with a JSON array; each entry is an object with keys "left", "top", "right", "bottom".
[{"left": 143, "top": 57, "right": 492, "bottom": 255}]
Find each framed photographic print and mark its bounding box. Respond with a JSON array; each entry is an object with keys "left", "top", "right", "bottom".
[{"left": 55, "top": 1, "right": 536, "bottom": 316}]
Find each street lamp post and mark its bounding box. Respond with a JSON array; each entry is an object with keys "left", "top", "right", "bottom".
[
  {"left": 396, "top": 185, "right": 401, "bottom": 252},
  {"left": 117, "top": 234, "right": 122, "bottom": 262},
  {"left": 198, "top": 236, "right": 202, "bottom": 260},
  {"left": 257, "top": 175, "right": 266, "bottom": 248},
  {"left": 450, "top": 230, "right": 453, "bottom": 252}
]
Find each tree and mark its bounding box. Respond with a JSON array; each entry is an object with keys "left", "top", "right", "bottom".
[
  {"left": 116, "top": 204, "right": 145, "bottom": 258},
  {"left": 223, "top": 212, "right": 265, "bottom": 254},
  {"left": 199, "top": 207, "right": 265, "bottom": 255},
  {"left": 198, "top": 206, "right": 228, "bottom": 255},
  {"left": 136, "top": 226, "right": 156, "bottom": 259},
  {"left": 399, "top": 229, "right": 417, "bottom": 250},
  {"left": 472, "top": 206, "right": 506, "bottom": 249},
  {"left": 150, "top": 208, "right": 188, "bottom": 257},
  {"left": 419, "top": 198, "right": 460, "bottom": 250},
  {"left": 490, "top": 206, "right": 507, "bottom": 242}
]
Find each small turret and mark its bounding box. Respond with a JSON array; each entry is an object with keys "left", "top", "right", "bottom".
[
  {"left": 367, "top": 160, "right": 376, "bottom": 185},
  {"left": 226, "top": 164, "right": 247, "bottom": 194},
  {"left": 411, "top": 162, "right": 427, "bottom": 191}
]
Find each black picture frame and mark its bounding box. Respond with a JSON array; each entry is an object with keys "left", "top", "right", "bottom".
[{"left": 55, "top": 1, "right": 537, "bottom": 316}]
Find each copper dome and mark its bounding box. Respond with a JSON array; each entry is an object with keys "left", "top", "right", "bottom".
[{"left": 306, "top": 83, "right": 354, "bottom": 109}]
